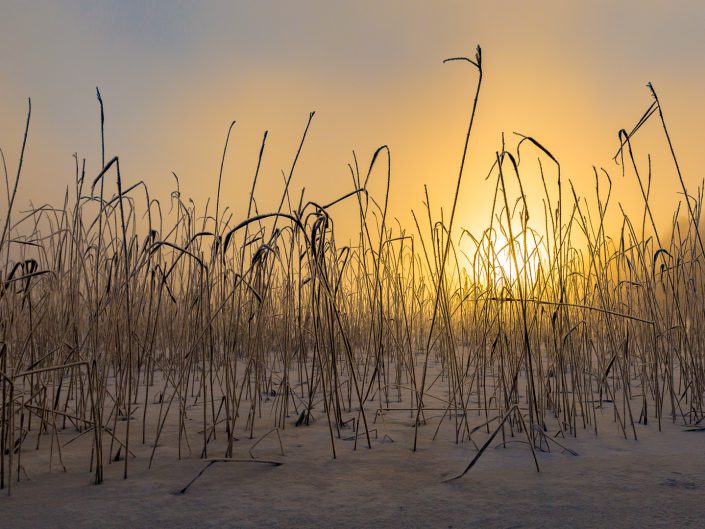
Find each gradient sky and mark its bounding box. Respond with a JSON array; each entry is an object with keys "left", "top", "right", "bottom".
[{"left": 2, "top": 0, "right": 705, "bottom": 240}]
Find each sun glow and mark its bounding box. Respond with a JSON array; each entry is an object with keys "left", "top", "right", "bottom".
[{"left": 461, "top": 228, "right": 545, "bottom": 289}]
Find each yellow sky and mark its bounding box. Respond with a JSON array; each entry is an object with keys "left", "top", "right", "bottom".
[{"left": 1, "top": 1, "right": 704, "bottom": 243}]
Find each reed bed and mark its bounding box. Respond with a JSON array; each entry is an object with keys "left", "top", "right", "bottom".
[{"left": 1, "top": 48, "right": 703, "bottom": 491}]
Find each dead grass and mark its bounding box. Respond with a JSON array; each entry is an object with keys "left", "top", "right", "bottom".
[{"left": 1, "top": 47, "right": 703, "bottom": 491}]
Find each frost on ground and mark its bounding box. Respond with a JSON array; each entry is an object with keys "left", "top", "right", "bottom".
[{"left": 1, "top": 362, "right": 703, "bottom": 529}]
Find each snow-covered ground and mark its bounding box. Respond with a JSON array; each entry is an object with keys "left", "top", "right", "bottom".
[{"left": 1, "top": 365, "right": 704, "bottom": 528}]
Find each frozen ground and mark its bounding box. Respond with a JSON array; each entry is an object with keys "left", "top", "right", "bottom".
[{"left": 1, "top": 395, "right": 704, "bottom": 529}]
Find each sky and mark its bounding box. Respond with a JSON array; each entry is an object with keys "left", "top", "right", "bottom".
[{"left": 2, "top": 0, "right": 705, "bottom": 242}]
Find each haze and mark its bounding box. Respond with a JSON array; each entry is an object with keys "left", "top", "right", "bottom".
[{"left": 2, "top": 0, "right": 704, "bottom": 238}]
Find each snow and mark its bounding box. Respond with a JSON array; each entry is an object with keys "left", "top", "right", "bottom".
[{"left": 2, "top": 363, "right": 704, "bottom": 529}]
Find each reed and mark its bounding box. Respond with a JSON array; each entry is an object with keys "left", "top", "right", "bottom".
[{"left": 0, "top": 49, "right": 703, "bottom": 492}]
